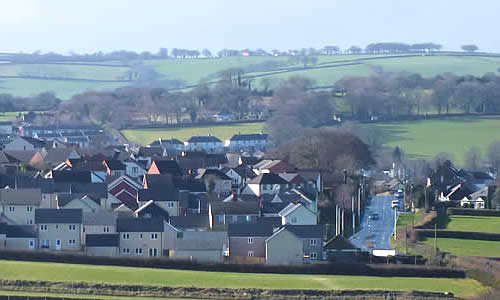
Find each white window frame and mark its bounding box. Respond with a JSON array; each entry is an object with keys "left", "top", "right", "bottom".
[
  {"left": 135, "top": 248, "right": 143, "bottom": 255},
  {"left": 27, "top": 206, "right": 33, "bottom": 212},
  {"left": 248, "top": 237, "right": 254, "bottom": 244},
  {"left": 28, "top": 240, "right": 35, "bottom": 249},
  {"left": 69, "top": 224, "right": 76, "bottom": 231},
  {"left": 310, "top": 239, "right": 317, "bottom": 246},
  {"left": 122, "top": 248, "right": 130, "bottom": 254},
  {"left": 167, "top": 202, "right": 175, "bottom": 208},
  {"left": 310, "top": 252, "right": 317, "bottom": 259},
  {"left": 151, "top": 233, "right": 158, "bottom": 240},
  {"left": 122, "top": 233, "right": 130, "bottom": 240},
  {"left": 9, "top": 206, "right": 14, "bottom": 212},
  {"left": 40, "top": 224, "right": 48, "bottom": 231},
  {"left": 248, "top": 250, "right": 254, "bottom": 257},
  {"left": 69, "top": 239, "right": 76, "bottom": 245}
]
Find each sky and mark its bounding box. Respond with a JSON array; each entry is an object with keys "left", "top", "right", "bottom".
[{"left": 0, "top": 0, "right": 498, "bottom": 54}]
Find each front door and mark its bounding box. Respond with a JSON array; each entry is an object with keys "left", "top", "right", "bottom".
[{"left": 55, "top": 239, "right": 61, "bottom": 250}]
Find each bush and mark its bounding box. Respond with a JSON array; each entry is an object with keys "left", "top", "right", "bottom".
[
  {"left": 415, "top": 229, "right": 500, "bottom": 241},
  {"left": 446, "top": 208, "right": 500, "bottom": 217}
]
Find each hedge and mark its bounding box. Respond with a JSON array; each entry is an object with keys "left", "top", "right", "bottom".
[
  {"left": 415, "top": 229, "right": 500, "bottom": 241},
  {"left": 446, "top": 208, "right": 500, "bottom": 217},
  {"left": 0, "top": 249, "right": 466, "bottom": 279}
]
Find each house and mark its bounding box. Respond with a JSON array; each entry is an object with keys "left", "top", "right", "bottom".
[
  {"left": 278, "top": 203, "right": 317, "bottom": 225},
  {"left": 35, "top": 208, "right": 83, "bottom": 251},
  {"left": 4, "top": 150, "right": 44, "bottom": 166},
  {"left": 3, "top": 224, "right": 38, "bottom": 250},
  {"left": 164, "top": 222, "right": 228, "bottom": 263},
  {"left": 222, "top": 166, "right": 257, "bottom": 191},
  {"left": 82, "top": 211, "right": 117, "bottom": 244},
  {"left": 43, "top": 148, "right": 80, "bottom": 167},
  {"left": 196, "top": 169, "right": 232, "bottom": 197},
  {"left": 184, "top": 135, "right": 224, "bottom": 153},
  {"left": 60, "top": 194, "right": 103, "bottom": 213},
  {"left": 209, "top": 200, "right": 260, "bottom": 229},
  {"left": 168, "top": 215, "right": 210, "bottom": 231},
  {"left": 85, "top": 234, "right": 120, "bottom": 256},
  {"left": 117, "top": 217, "right": 165, "bottom": 257},
  {"left": 148, "top": 160, "right": 183, "bottom": 176},
  {"left": 149, "top": 138, "right": 185, "bottom": 152},
  {"left": 135, "top": 200, "right": 170, "bottom": 220},
  {"left": 240, "top": 156, "right": 262, "bottom": 168},
  {"left": 439, "top": 182, "right": 478, "bottom": 202},
  {"left": 108, "top": 175, "right": 142, "bottom": 210},
  {"left": 265, "top": 225, "right": 324, "bottom": 265},
  {"left": 243, "top": 173, "right": 289, "bottom": 197},
  {"left": 0, "top": 121, "right": 13, "bottom": 135},
  {"left": 324, "top": 235, "right": 360, "bottom": 263},
  {"left": 225, "top": 133, "right": 268, "bottom": 151},
  {"left": 123, "top": 160, "right": 146, "bottom": 178},
  {"left": 460, "top": 186, "right": 491, "bottom": 209},
  {"left": 4, "top": 136, "right": 45, "bottom": 151},
  {"left": 137, "top": 188, "right": 189, "bottom": 217},
  {"left": 253, "top": 160, "right": 295, "bottom": 175},
  {"left": 103, "top": 160, "right": 126, "bottom": 177},
  {"left": 228, "top": 223, "right": 275, "bottom": 262},
  {"left": 0, "top": 188, "right": 42, "bottom": 225}
]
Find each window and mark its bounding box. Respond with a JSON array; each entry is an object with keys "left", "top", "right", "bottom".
[
  {"left": 217, "top": 215, "right": 225, "bottom": 224},
  {"left": 291, "top": 217, "right": 297, "bottom": 224},
  {"left": 167, "top": 202, "right": 175, "bottom": 208},
  {"left": 248, "top": 250, "right": 254, "bottom": 257},
  {"left": 310, "top": 252, "right": 317, "bottom": 259},
  {"left": 69, "top": 224, "right": 76, "bottom": 231},
  {"left": 135, "top": 248, "right": 143, "bottom": 255},
  {"left": 122, "top": 248, "right": 130, "bottom": 254},
  {"left": 139, "top": 233, "right": 143, "bottom": 239},
  {"left": 8, "top": 206, "right": 14, "bottom": 212},
  {"left": 104, "top": 226, "right": 110, "bottom": 233},
  {"left": 132, "top": 167, "right": 138, "bottom": 173},
  {"left": 55, "top": 225, "right": 59, "bottom": 229},
  {"left": 246, "top": 215, "right": 252, "bottom": 222},
  {"left": 151, "top": 233, "right": 158, "bottom": 240},
  {"left": 27, "top": 206, "right": 33, "bottom": 212},
  {"left": 122, "top": 233, "right": 130, "bottom": 240},
  {"left": 28, "top": 219, "right": 33, "bottom": 225},
  {"left": 29, "top": 240, "right": 35, "bottom": 249},
  {"left": 262, "top": 185, "right": 268, "bottom": 191},
  {"left": 40, "top": 225, "right": 48, "bottom": 231},
  {"left": 248, "top": 237, "right": 254, "bottom": 244},
  {"left": 176, "top": 232, "right": 183, "bottom": 239},
  {"left": 149, "top": 248, "right": 159, "bottom": 256},
  {"left": 41, "top": 240, "right": 50, "bottom": 248},
  {"left": 310, "top": 239, "right": 317, "bottom": 246},
  {"left": 69, "top": 240, "right": 76, "bottom": 245}
]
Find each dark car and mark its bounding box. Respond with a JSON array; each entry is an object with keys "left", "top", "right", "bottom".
[{"left": 369, "top": 213, "right": 380, "bottom": 220}]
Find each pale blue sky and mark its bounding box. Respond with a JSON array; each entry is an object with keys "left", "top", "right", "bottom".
[{"left": 0, "top": 0, "right": 497, "bottom": 53}]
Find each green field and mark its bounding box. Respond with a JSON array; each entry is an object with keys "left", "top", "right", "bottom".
[
  {"left": 0, "top": 260, "right": 484, "bottom": 297},
  {"left": 2, "top": 54, "right": 500, "bottom": 99},
  {"left": 371, "top": 115, "right": 500, "bottom": 165},
  {"left": 442, "top": 215, "right": 500, "bottom": 234},
  {"left": 0, "top": 290, "right": 191, "bottom": 300},
  {"left": 423, "top": 237, "right": 500, "bottom": 257},
  {"left": 122, "top": 122, "right": 266, "bottom": 145}
]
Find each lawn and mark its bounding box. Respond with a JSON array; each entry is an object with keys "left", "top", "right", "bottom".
[
  {"left": 0, "top": 63, "right": 129, "bottom": 80},
  {"left": 0, "top": 260, "right": 484, "bottom": 298},
  {"left": 122, "top": 122, "right": 266, "bottom": 145},
  {"left": 442, "top": 215, "right": 500, "bottom": 234},
  {"left": 422, "top": 237, "right": 500, "bottom": 257},
  {"left": 370, "top": 115, "right": 500, "bottom": 165},
  {"left": 0, "top": 290, "right": 192, "bottom": 300}
]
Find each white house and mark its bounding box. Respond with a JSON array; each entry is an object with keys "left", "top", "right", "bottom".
[
  {"left": 225, "top": 133, "right": 268, "bottom": 151},
  {"left": 242, "top": 173, "right": 289, "bottom": 197},
  {"left": 124, "top": 161, "right": 147, "bottom": 178},
  {"left": 184, "top": 135, "right": 224, "bottom": 153},
  {"left": 278, "top": 203, "right": 317, "bottom": 225},
  {"left": 0, "top": 121, "right": 12, "bottom": 135}
]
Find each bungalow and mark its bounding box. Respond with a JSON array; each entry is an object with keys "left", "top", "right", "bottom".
[
  {"left": 184, "top": 135, "right": 224, "bottom": 153},
  {"left": 225, "top": 133, "right": 268, "bottom": 151},
  {"left": 265, "top": 225, "right": 324, "bottom": 265},
  {"left": 117, "top": 217, "right": 165, "bottom": 257},
  {"left": 35, "top": 208, "right": 83, "bottom": 251}
]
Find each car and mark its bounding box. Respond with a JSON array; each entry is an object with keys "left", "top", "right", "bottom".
[
  {"left": 369, "top": 213, "right": 380, "bottom": 220},
  {"left": 391, "top": 200, "right": 400, "bottom": 208}
]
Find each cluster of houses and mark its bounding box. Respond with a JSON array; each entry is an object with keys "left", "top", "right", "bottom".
[{"left": 0, "top": 130, "right": 334, "bottom": 265}]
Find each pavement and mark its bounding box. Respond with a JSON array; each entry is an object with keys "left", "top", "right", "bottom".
[{"left": 350, "top": 194, "right": 402, "bottom": 252}]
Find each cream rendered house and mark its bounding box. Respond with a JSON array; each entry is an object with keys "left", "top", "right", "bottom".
[
  {"left": 0, "top": 188, "right": 42, "bottom": 225},
  {"left": 35, "top": 208, "right": 83, "bottom": 251}
]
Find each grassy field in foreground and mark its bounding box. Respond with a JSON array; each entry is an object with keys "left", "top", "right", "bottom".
[
  {"left": 122, "top": 122, "right": 266, "bottom": 145},
  {"left": 423, "top": 237, "right": 500, "bottom": 257},
  {"left": 371, "top": 115, "right": 500, "bottom": 165},
  {"left": 0, "top": 290, "right": 191, "bottom": 300},
  {"left": 441, "top": 215, "right": 500, "bottom": 234},
  {"left": 0, "top": 260, "right": 484, "bottom": 297}
]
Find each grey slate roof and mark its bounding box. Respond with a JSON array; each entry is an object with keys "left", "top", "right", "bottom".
[
  {"left": 0, "top": 222, "right": 7, "bottom": 235},
  {"left": 51, "top": 170, "right": 91, "bottom": 184},
  {"left": 187, "top": 136, "right": 223, "bottom": 143},
  {"left": 248, "top": 173, "right": 289, "bottom": 185},
  {"left": 86, "top": 234, "right": 120, "bottom": 247},
  {"left": 6, "top": 225, "right": 38, "bottom": 238},
  {"left": 83, "top": 211, "right": 117, "bottom": 226},
  {"left": 104, "top": 160, "right": 126, "bottom": 170},
  {"left": 229, "top": 133, "right": 268, "bottom": 141},
  {"left": 169, "top": 215, "right": 210, "bottom": 229},
  {"left": 228, "top": 223, "right": 274, "bottom": 237},
  {"left": 116, "top": 217, "right": 164, "bottom": 232},
  {"left": 285, "top": 225, "right": 324, "bottom": 239},
  {"left": 211, "top": 200, "right": 260, "bottom": 215},
  {"left": 35, "top": 208, "right": 83, "bottom": 224}
]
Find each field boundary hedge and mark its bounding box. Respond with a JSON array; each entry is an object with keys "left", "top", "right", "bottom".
[
  {"left": 446, "top": 208, "right": 500, "bottom": 217},
  {"left": 0, "top": 280, "right": 461, "bottom": 300},
  {"left": 415, "top": 229, "right": 500, "bottom": 241},
  {"left": 120, "top": 119, "right": 266, "bottom": 130},
  {"left": 0, "top": 249, "right": 466, "bottom": 278}
]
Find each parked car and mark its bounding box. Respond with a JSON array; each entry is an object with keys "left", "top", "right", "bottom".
[{"left": 369, "top": 213, "right": 380, "bottom": 220}]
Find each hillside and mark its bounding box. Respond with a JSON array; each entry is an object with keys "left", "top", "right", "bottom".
[{"left": 1, "top": 53, "right": 500, "bottom": 99}]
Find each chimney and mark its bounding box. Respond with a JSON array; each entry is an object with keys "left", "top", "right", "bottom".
[
  {"left": 232, "top": 191, "right": 238, "bottom": 202},
  {"left": 343, "top": 170, "right": 348, "bottom": 184},
  {"left": 259, "top": 197, "right": 263, "bottom": 217}
]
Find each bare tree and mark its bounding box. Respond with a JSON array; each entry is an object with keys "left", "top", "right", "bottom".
[
  {"left": 487, "top": 140, "right": 500, "bottom": 174},
  {"left": 464, "top": 146, "right": 482, "bottom": 171},
  {"left": 461, "top": 44, "right": 479, "bottom": 52},
  {"left": 202, "top": 49, "right": 212, "bottom": 58}
]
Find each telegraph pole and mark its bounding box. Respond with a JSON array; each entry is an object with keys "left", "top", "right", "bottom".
[{"left": 352, "top": 195, "right": 355, "bottom": 233}]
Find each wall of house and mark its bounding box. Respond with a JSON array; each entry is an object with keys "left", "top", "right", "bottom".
[
  {"left": 0, "top": 235, "right": 6, "bottom": 248},
  {"left": 82, "top": 225, "right": 116, "bottom": 244},
  {"left": 213, "top": 179, "right": 232, "bottom": 196},
  {"left": 6, "top": 237, "right": 37, "bottom": 250},
  {"left": 86, "top": 246, "right": 119, "bottom": 256},
  {"left": 302, "top": 238, "right": 323, "bottom": 261},
  {"left": 266, "top": 230, "right": 303, "bottom": 265},
  {"left": 155, "top": 201, "right": 178, "bottom": 217},
  {"left": 214, "top": 214, "right": 258, "bottom": 226},
  {"left": 284, "top": 207, "right": 317, "bottom": 225},
  {"left": 64, "top": 199, "right": 102, "bottom": 213},
  {"left": 125, "top": 162, "right": 146, "bottom": 178},
  {"left": 2, "top": 205, "right": 37, "bottom": 225},
  {"left": 41, "top": 193, "right": 58, "bottom": 208},
  {"left": 229, "top": 236, "right": 266, "bottom": 258},
  {"left": 119, "top": 231, "right": 163, "bottom": 257},
  {"left": 0, "top": 125, "right": 12, "bottom": 135},
  {"left": 38, "top": 223, "right": 82, "bottom": 251}
]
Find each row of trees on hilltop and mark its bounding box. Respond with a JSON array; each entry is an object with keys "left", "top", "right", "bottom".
[{"left": 3, "top": 42, "right": 483, "bottom": 64}]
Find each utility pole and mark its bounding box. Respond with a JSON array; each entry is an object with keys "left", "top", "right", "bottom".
[
  {"left": 352, "top": 195, "right": 355, "bottom": 233},
  {"left": 335, "top": 205, "right": 339, "bottom": 236},
  {"left": 405, "top": 226, "right": 408, "bottom": 255},
  {"left": 434, "top": 223, "right": 437, "bottom": 254},
  {"left": 341, "top": 209, "right": 345, "bottom": 237},
  {"left": 394, "top": 207, "right": 397, "bottom": 240}
]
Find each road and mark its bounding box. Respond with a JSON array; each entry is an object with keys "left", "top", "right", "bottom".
[{"left": 350, "top": 195, "right": 401, "bottom": 252}]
